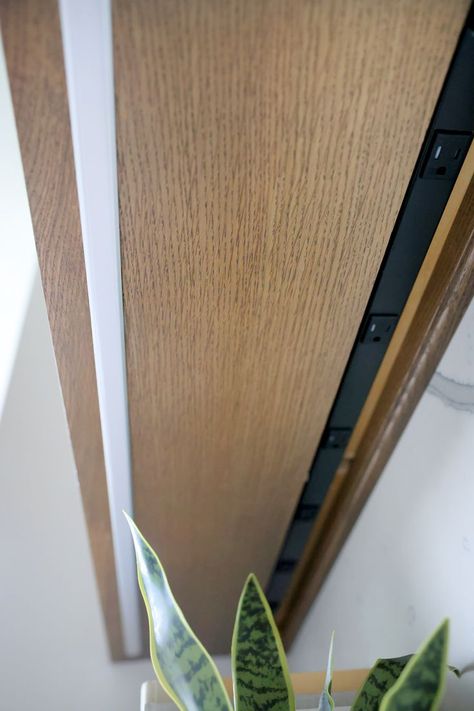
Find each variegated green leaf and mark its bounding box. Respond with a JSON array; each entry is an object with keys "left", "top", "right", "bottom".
[
  {"left": 380, "top": 620, "right": 449, "bottom": 711},
  {"left": 318, "top": 632, "right": 335, "bottom": 711},
  {"left": 232, "top": 574, "right": 295, "bottom": 711},
  {"left": 351, "top": 655, "right": 411, "bottom": 711},
  {"left": 125, "top": 514, "right": 232, "bottom": 711}
]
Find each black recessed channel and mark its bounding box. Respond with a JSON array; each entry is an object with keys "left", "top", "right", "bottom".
[{"left": 266, "top": 17, "right": 474, "bottom": 611}]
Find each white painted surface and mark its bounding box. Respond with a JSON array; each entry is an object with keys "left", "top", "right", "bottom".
[
  {"left": 59, "top": 0, "right": 141, "bottom": 656},
  {"left": 0, "top": 276, "right": 232, "bottom": 710},
  {"left": 0, "top": 36, "right": 37, "bottom": 417},
  {"left": 289, "top": 300, "right": 474, "bottom": 709}
]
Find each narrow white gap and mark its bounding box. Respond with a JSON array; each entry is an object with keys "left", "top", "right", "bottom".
[{"left": 59, "top": 0, "right": 142, "bottom": 657}]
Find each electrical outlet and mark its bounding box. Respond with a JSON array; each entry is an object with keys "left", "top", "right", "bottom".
[
  {"left": 361, "top": 314, "right": 398, "bottom": 344},
  {"left": 421, "top": 131, "right": 472, "bottom": 180},
  {"left": 321, "top": 427, "right": 352, "bottom": 449}
]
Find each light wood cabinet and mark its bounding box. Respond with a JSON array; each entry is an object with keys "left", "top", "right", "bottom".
[{"left": 1, "top": 0, "right": 470, "bottom": 658}]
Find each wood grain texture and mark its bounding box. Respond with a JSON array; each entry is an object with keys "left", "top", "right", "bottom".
[
  {"left": 277, "top": 143, "right": 474, "bottom": 647},
  {"left": 0, "top": 0, "right": 125, "bottom": 660},
  {"left": 114, "top": 0, "right": 468, "bottom": 651}
]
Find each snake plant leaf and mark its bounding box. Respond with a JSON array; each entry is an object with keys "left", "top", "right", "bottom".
[
  {"left": 232, "top": 574, "right": 295, "bottom": 711},
  {"left": 379, "top": 620, "right": 449, "bottom": 711},
  {"left": 318, "top": 632, "right": 335, "bottom": 711},
  {"left": 124, "top": 514, "right": 232, "bottom": 711},
  {"left": 351, "top": 655, "right": 411, "bottom": 711}
]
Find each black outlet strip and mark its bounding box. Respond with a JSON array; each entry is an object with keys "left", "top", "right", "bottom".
[{"left": 266, "top": 15, "right": 474, "bottom": 611}]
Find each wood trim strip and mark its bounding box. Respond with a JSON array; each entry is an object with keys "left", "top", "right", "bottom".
[
  {"left": 277, "top": 142, "right": 474, "bottom": 646},
  {"left": 225, "top": 670, "right": 369, "bottom": 696},
  {"left": 0, "top": 0, "right": 125, "bottom": 659},
  {"left": 289, "top": 670, "right": 369, "bottom": 696}
]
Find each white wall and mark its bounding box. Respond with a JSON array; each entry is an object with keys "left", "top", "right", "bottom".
[
  {"left": 0, "top": 276, "right": 231, "bottom": 710},
  {"left": 0, "top": 37, "right": 37, "bottom": 416},
  {"left": 0, "top": 275, "right": 151, "bottom": 710},
  {"left": 289, "top": 299, "right": 474, "bottom": 708}
]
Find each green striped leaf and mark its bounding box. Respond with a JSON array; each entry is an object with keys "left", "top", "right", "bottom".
[
  {"left": 318, "top": 632, "right": 335, "bottom": 711},
  {"left": 125, "top": 514, "right": 232, "bottom": 711},
  {"left": 232, "top": 574, "right": 295, "bottom": 711},
  {"left": 379, "top": 620, "right": 449, "bottom": 711},
  {"left": 351, "top": 655, "right": 411, "bottom": 711}
]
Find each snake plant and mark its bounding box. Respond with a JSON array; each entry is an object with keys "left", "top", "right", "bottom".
[{"left": 126, "top": 515, "right": 455, "bottom": 710}]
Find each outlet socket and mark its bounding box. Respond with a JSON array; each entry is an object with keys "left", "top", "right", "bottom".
[{"left": 421, "top": 131, "right": 472, "bottom": 180}]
